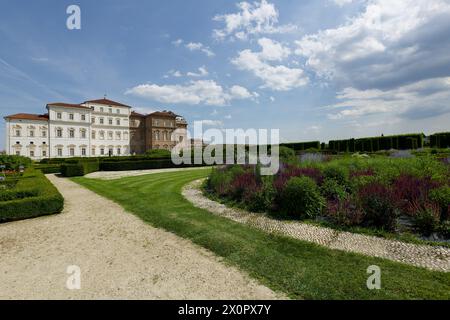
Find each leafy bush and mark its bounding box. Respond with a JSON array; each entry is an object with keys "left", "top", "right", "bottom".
[
  {"left": 278, "top": 146, "right": 296, "bottom": 163},
  {"left": 0, "top": 169, "right": 64, "bottom": 222},
  {"left": 327, "top": 196, "right": 365, "bottom": 226},
  {"left": 358, "top": 182, "right": 398, "bottom": 230},
  {"left": 0, "top": 155, "right": 32, "bottom": 170},
  {"left": 429, "top": 186, "right": 450, "bottom": 220},
  {"left": 411, "top": 202, "right": 441, "bottom": 235},
  {"left": 321, "top": 178, "right": 347, "bottom": 201},
  {"left": 243, "top": 176, "right": 276, "bottom": 212},
  {"left": 34, "top": 164, "right": 61, "bottom": 174},
  {"left": 277, "top": 176, "right": 325, "bottom": 219},
  {"left": 323, "top": 165, "right": 349, "bottom": 187},
  {"left": 207, "top": 165, "right": 245, "bottom": 196}
]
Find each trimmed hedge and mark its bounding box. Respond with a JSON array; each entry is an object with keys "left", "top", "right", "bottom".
[
  {"left": 280, "top": 141, "right": 321, "bottom": 152},
  {"left": 34, "top": 164, "right": 61, "bottom": 174},
  {"left": 430, "top": 132, "right": 450, "bottom": 149},
  {"left": 329, "top": 133, "right": 424, "bottom": 153},
  {"left": 0, "top": 169, "right": 64, "bottom": 222},
  {"left": 61, "top": 160, "right": 100, "bottom": 177},
  {"left": 100, "top": 159, "right": 197, "bottom": 171},
  {"left": 0, "top": 155, "right": 32, "bottom": 170}
]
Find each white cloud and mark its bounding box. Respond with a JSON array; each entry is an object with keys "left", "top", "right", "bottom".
[
  {"left": 224, "top": 114, "right": 232, "bottom": 119},
  {"left": 332, "top": 0, "right": 354, "bottom": 6},
  {"left": 126, "top": 80, "right": 256, "bottom": 106},
  {"left": 295, "top": 0, "right": 450, "bottom": 90},
  {"left": 185, "top": 42, "right": 215, "bottom": 57},
  {"left": 187, "top": 66, "right": 209, "bottom": 77},
  {"left": 198, "top": 119, "right": 223, "bottom": 126},
  {"left": 325, "top": 77, "right": 450, "bottom": 120},
  {"left": 213, "top": 0, "right": 297, "bottom": 41},
  {"left": 172, "top": 39, "right": 184, "bottom": 46},
  {"left": 232, "top": 39, "right": 308, "bottom": 91},
  {"left": 229, "top": 85, "right": 258, "bottom": 100}
]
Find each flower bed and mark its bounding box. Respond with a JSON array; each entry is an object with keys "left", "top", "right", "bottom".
[{"left": 204, "top": 154, "right": 450, "bottom": 241}]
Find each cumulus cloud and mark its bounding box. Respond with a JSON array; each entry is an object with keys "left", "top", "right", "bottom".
[
  {"left": 325, "top": 77, "right": 450, "bottom": 120},
  {"left": 232, "top": 38, "right": 308, "bottom": 91},
  {"left": 185, "top": 42, "right": 215, "bottom": 57},
  {"left": 187, "top": 66, "right": 209, "bottom": 77},
  {"left": 197, "top": 119, "right": 224, "bottom": 127},
  {"left": 126, "top": 80, "right": 256, "bottom": 106},
  {"left": 213, "top": 0, "right": 297, "bottom": 41},
  {"left": 295, "top": 0, "right": 450, "bottom": 90}
]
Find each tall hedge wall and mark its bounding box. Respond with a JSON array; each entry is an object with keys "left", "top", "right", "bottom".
[
  {"left": 280, "top": 141, "right": 321, "bottom": 151},
  {"left": 328, "top": 134, "right": 424, "bottom": 153},
  {"left": 430, "top": 132, "right": 450, "bottom": 149}
]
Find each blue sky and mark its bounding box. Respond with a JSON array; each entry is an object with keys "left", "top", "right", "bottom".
[{"left": 1, "top": 0, "right": 450, "bottom": 149}]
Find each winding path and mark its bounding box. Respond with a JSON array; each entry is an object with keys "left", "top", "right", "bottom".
[
  {"left": 183, "top": 179, "right": 450, "bottom": 272},
  {"left": 0, "top": 174, "right": 283, "bottom": 299}
]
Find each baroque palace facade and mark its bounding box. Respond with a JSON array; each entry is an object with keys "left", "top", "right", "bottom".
[{"left": 4, "top": 98, "right": 188, "bottom": 160}]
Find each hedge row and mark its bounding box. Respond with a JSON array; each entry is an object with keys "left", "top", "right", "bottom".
[
  {"left": 34, "top": 164, "right": 61, "bottom": 174},
  {"left": 99, "top": 159, "right": 201, "bottom": 171},
  {"left": 0, "top": 169, "right": 64, "bottom": 222},
  {"left": 61, "top": 160, "right": 100, "bottom": 177},
  {"left": 430, "top": 132, "right": 450, "bottom": 149},
  {"left": 328, "top": 134, "right": 424, "bottom": 153},
  {"left": 0, "top": 155, "right": 32, "bottom": 170},
  {"left": 280, "top": 141, "right": 321, "bottom": 151}
]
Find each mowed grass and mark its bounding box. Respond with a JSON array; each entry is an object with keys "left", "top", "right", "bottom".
[{"left": 73, "top": 168, "right": 450, "bottom": 300}]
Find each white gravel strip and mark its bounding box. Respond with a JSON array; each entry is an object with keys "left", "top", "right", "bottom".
[
  {"left": 183, "top": 179, "right": 450, "bottom": 272},
  {"left": 85, "top": 167, "right": 209, "bottom": 180},
  {"left": 0, "top": 174, "right": 284, "bottom": 299}
]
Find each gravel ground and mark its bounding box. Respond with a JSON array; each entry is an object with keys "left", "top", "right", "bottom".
[
  {"left": 85, "top": 166, "right": 209, "bottom": 180},
  {"left": 183, "top": 179, "right": 450, "bottom": 272},
  {"left": 0, "top": 174, "right": 283, "bottom": 299}
]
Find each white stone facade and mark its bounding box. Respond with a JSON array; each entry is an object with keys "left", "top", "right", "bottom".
[{"left": 4, "top": 99, "right": 132, "bottom": 160}]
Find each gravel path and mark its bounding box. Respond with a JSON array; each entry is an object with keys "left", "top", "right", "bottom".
[
  {"left": 85, "top": 166, "right": 209, "bottom": 180},
  {"left": 0, "top": 175, "right": 283, "bottom": 299},
  {"left": 183, "top": 179, "right": 450, "bottom": 272}
]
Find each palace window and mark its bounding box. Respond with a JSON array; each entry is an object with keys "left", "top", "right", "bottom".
[
  {"left": 57, "top": 148, "right": 63, "bottom": 157},
  {"left": 100, "top": 107, "right": 104, "bottom": 112},
  {"left": 42, "top": 130, "right": 47, "bottom": 137},
  {"left": 100, "top": 148, "right": 105, "bottom": 155},
  {"left": 81, "top": 148, "right": 86, "bottom": 156},
  {"left": 116, "top": 109, "right": 120, "bottom": 114},
  {"left": 57, "top": 112, "right": 62, "bottom": 119},
  {"left": 42, "top": 150, "right": 47, "bottom": 157},
  {"left": 30, "top": 151, "right": 34, "bottom": 157},
  {"left": 69, "top": 129, "right": 75, "bottom": 138},
  {"left": 109, "top": 118, "right": 113, "bottom": 125},
  {"left": 100, "top": 131, "right": 105, "bottom": 139},
  {"left": 15, "top": 130, "right": 21, "bottom": 137},
  {"left": 92, "top": 148, "right": 96, "bottom": 156},
  {"left": 70, "top": 148, "right": 75, "bottom": 156},
  {"left": 155, "top": 131, "right": 160, "bottom": 140},
  {"left": 56, "top": 128, "right": 63, "bottom": 138},
  {"left": 108, "top": 131, "right": 113, "bottom": 139},
  {"left": 100, "top": 118, "right": 104, "bottom": 124},
  {"left": 92, "top": 117, "right": 95, "bottom": 124},
  {"left": 117, "top": 147, "right": 121, "bottom": 155},
  {"left": 30, "top": 130, "right": 34, "bottom": 137},
  {"left": 81, "top": 114, "right": 86, "bottom": 121},
  {"left": 116, "top": 119, "right": 120, "bottom": 125},
  {"left": 116, "top": 132, "right": 121, "bottom": 140},
  {"left": 81, "top": 129, "right": 86, "bottom": 139},
  {"left": 69, "top": 113, "right": 74, "bottom": 120}
]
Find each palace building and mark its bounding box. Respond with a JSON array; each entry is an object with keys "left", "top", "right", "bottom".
[{"left": 4, "top": 98, "right": 188, "bottom": 160}]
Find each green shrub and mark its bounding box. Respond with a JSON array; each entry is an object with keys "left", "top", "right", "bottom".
[
  {"left": 323, "top": 165, "right": 349, "bottom": 187},
  {"left": 278, "top": 176, "right": 325, "bottom": 219},
  {"left": 243, "top": 176, "right": 276, "bottom": 212},
  {"left": 278, "top": 146, "right": 297, "bottom": 163},
  {"left": 0, "top": 155, "right": 32, "bottom": 170},
  {"left": 429, "top": 186, "right": 450, "bottom": 220},
  {"left": 412, "top": 203, "right": 441, "bottom": 235},
  {"left": 321, "top": 178, "right": 347, "bottom": 200},
  {"left": 145, "top": 149, "right": 172, "bottom": 158},
  {"left": 61, "top": 163, "right": 84, "bottom": 177},
  {"left": 207, "top": 165, "right": 245, "bottom": 196},
  {"left": 34, "top": 164, "right": 61, "bottom": 174},
  {"left": 100, "top": 159, "right": 195, "bottom": 171},
  {"left": 0, "top": 169, "right": 64, "bottom": 222}
]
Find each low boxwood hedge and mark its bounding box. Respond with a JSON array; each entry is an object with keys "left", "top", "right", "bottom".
[
  {"left": 34, "top": 164, "right": 61, "bottom": 174},
  {"left": 0, "top": 169, "right": 64, "bottom": 222},
  {"left": 100, "top": 159, "right": 200, "bottom": 171},
  {"left": 61, "top": 160, "right": 100, "bottom": 177}
]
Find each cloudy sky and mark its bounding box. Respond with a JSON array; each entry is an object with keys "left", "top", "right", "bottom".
[{"left": 1, "top": 0, "right": 450, "bottom": 148}]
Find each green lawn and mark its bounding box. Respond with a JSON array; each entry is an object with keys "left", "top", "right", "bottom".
[{"left": 73, "top": 168, "right": 450, "bottom": 300}]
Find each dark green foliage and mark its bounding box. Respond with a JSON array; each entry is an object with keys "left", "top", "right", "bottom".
[
  {"left": 61, "top": 160, "right": 100, "bottom": 177},
  {"left": 323, "top": 165, "right": 349, "bottom": 187},
  {"left": 280, "top": 141, "right": 320, "bottom": 152},
  {"left": 144, "top": 149, "right": 172, "bottom": 158},
  {"left": 33, "top": 164, "right": 61, "bottom": 174},
  {"left": 0, "top": 169, "right": 64, "bottom": 222},
  {"left": 412, "top": 203, "right": 441, "bottom": 235},
  {"left": 278, "top": 176, "right": 325, "bottom": 219},
  {"left": 0, "top": 155, "right": 32, "bottom": 170},
  {"left": 278, "top": 146, "right": 297, "bottom": 163},
  {"left": 321, "top": 178, "right": 347, "bottom": 200},
  {"left": 429, "top": 186, "right": 450, "bottom": 220},
  {"left": 100, "top": 159, "right": 198, "bottom": 171},
  {"left": 430, "top": 132, "right": 450, "bottom": 149},
  {"left": 329, "top": 133, "right": 424, "bottom": 153}
]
